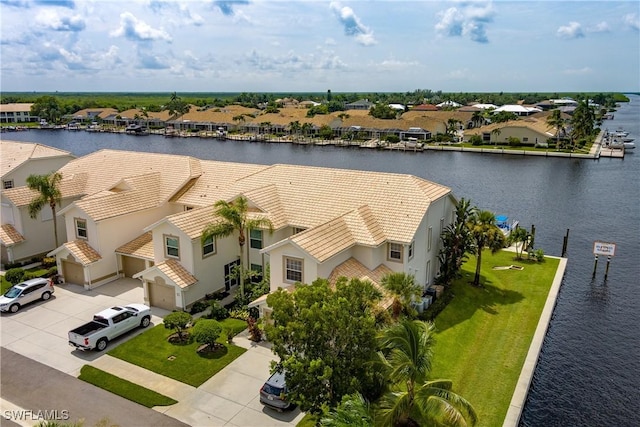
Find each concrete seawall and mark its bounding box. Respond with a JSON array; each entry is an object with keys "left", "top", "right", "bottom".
[{"left": 502, "top": 256, "right": 568, "bottom": 427}]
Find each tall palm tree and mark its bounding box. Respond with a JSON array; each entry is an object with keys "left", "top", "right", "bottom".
[
  {"left": 467, "top": 210, "right": 505, "bottom": 287},
  {"left": 546, "top": 109, "right": 565, "bottom": 149},
  {"left": 376, "top": 320, "right": 477, "bottom": 427},
  {"left": 491, "top": 127, "right": 502, "bottom": 147},
  {"left": 201, "top": 196, "right": 273, "bottom": 300},
  {"left": 381, "top": 272, "right": 422, "bottom": 320},
  {"left": 321, "top": 393, "right": 374, "bottom": 427},
  {"left": 288, "top": 120, "right": 301, "bottom": 140},
  {"left": 27, "top": 172, "right": 63, "bottom": 248},
  {"left": 471, "top": 111, "right": 483, "bottom": 128},
  {"left": 438, "top": 198, "right": 474, "bottom": 285}
]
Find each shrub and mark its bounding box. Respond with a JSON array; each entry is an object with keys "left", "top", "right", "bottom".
[
  {"left": 192, "top": 319, "right": 222, "bottom": 349},
  {"left": 46, "top": 266, "right": 58, "bottom": 277},
  {"left": 535, "top": 249, "right": 545, "bottom": 262},
  {"left": 385, "top": 135, "right": 400, "bottom": 144},
  {"left": 22, "top": 271, "right": 39, "bottom": 280},
  {"left": 507, "top": 136, "right": 521, "bottom": 146},
  {"left": 4, "top": 268, "right": 25, "bottom": 285},
  {"left": 42, "top": 257, "right": 57, "bottom": 268},
  {"left": 229, "top": 308, "right": 250, "bottom": 321},
  {"left": 189, "top": 300, "right": 209, "bottom": 315},
  {"left": 163, "top": 311, "right": 192, "bottom": 341},
  {"left": 208, "top": 301, "right": 229, "bottom": 320},
  {"left": 469, "top": 135, "right": 483, "bottom": 146},
  {"left": 420, "top": 290, "right": 455, "bottom": 322}
]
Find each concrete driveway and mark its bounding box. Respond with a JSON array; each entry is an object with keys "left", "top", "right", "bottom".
[{"left": 0, "top": 278, "right": 169, "bottom": 376}]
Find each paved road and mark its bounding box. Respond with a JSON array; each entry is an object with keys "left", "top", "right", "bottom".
[{"left": 1, "top": 347, "right": 189, "bottom": 427}]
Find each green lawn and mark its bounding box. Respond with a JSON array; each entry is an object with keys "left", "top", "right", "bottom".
[
  {"left": 430, "top": 250, "right": 559, "bottom": 427},
  {"left": 78, "top": 365, "right": 178, "bottom": 407},
  {"left": 107, "top": 318, "right": 247, "bottom": 387},
  {"left": 1, "top": 267, "right": 51, "bottom": 293}
]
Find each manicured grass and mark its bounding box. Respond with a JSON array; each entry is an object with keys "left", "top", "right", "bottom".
[
  {"left": 107, "top": 318, "right": 247, "bottom": 387},
  {"left": 78, "top": 365, "right": 178, "bottom": 407},
  {"left": 1, "top": 268, "right": 51, "bottom": 293},
  {"left": 430, "top": 250, "right": 559, "bottom": 427}
]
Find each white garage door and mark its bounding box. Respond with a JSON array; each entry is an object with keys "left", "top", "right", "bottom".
[{"left": 149, "top": 280, "right": 175, "bottom": 310}]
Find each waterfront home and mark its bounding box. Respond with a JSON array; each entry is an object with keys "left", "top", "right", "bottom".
[
  {"left": 463, "top": 112, "right": 570, "bottom": 146},
  {"left": 0, "top": 103, "right": 36, "bottom": 124},
  {"left": 1, "top": 142, "right": 76, "bottom": 266},
  {"left": 14, "top": 148, "right": 455, "bottom": 312}
]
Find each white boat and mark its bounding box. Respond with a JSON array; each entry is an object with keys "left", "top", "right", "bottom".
[{"left": 623, "top": 141, "right": 635, "bottom": 149}]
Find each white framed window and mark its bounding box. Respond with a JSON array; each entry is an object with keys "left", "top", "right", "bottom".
[
  {"left": 250, "top": 229, "right": 263, "bottom": 249},
  {"left": 408, "top": 241, "right": 415, "bottom": 260},
  {"left": 202, "top": 236, "right": 216, "bottom": 257},
  {"left": 165, "top": 235, "right": 180, "bottom": 259},
  {"left": 284, "top": 256, "right": 303, "bottom": 283},
  {"left": 428, "top": 226, "right": 433, "bottom": 251},
  {"left": 75, "top": 218, "right": 88, "bottom": 239},
  {"left": 3, "top": 180, "right": 14, "bottom": 189},
  {"left": 388, "top": 243, "right": 403, "bottom": 261}
]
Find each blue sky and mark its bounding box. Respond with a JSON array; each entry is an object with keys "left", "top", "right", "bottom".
[{"left": 1, "top": 0, "right": 638, "bottom": 93}]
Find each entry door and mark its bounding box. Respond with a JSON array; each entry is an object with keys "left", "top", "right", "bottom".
[{"left": 224, "top": 259, "right": 241, "bottom": 291}]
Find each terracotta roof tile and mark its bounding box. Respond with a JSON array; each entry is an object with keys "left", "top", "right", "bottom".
[
  {"left": 62, "top": 240, "right": 102, "bottom": 265},
  {"left": 156, "top": 259, "right": 198, "bottom": 288},
  {"left": 115, "top": 232, "right": 154, "bottom": 260},
  {"left": 328, "top": 258, "right": 394, "bottom": 308},
  {"left": 2, "top": 172, "right": 88, "bottom": 207},
  {"left": 1, "top": 141, "right": 73, "bottom": 177},
  {"left": 0, "top": 224, "right": 25, "bottom": 246}
]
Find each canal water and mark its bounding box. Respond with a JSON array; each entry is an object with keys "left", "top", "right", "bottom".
[{"left": 3, "top": 96, "right": 639, "bottom": 426}]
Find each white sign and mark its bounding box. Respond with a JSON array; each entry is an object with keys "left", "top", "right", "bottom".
[{"left": 593, "top": 241, "right": 616, "bottom": 256}]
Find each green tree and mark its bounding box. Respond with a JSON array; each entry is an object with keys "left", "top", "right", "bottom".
[
  {"left": 437, "top": 198, "right": 474, "bottom": 285},
  {"left": 321, "top": 393, "right": 374, "bottom": 427},
  {"left": 165, "top": 92, "right": 190, "bottom": 118},
  {"left": 467, "top": 209, "right": 506, "bottom": 287},
  {"left": 30, "top": 96, "right": 63, "bottom": 124},
  {"left": 319, "top": 124, "right": 334, "bottom": 139},
  {"left": 27, "top": 172, "right": 63, "bottom": 248},
  {"left": 376, "top": 320, "right": 477, "bottom": 427},
  {"left": 201, "top": 196, "right": 273, "bottom": 300},
  {"left": 471, "top": 111, "right": 484, "bottom": 128},
  {"left": 507, "top": 227, "right": 530, "bottom": 260},
  {"left": 265, "top": 277, "right": 382, "bottom": 414},
  {"left": 546, "top": 109, "right": 565, "bottom": 148},
  {"left": 369, "top": 103, "right": 397, "bottom": 119},
  {"left": 380, "top": 272, "right": 422, "bottom": 320},
  {"left": 192, "top": 319, "right": 223, "bottom": 350},
  {"left": 570, "top": 99, "right": 595, "bottom": 145},
  {"left": 288, "top": 120, "right": 301, "bottom": 140},
  {"left": 446, "top": 118, "right": 461, "bottom": 137},
  {"left": 491, "top": 128, "right": 502, "bottom": 146},
  {"left": 163, "top": 311, "right": 192, "bottom": 341}
]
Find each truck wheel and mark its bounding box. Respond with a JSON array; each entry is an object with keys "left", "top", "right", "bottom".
[
  {"left": 41, "top": 291, "right": 51, "bottom": 301},
  {"left": 140, "top": 316, "right": 151, "bottom": 328},
  {"left": 96, "top": 338, "right": 108, "bottom": 351},
  {"left": 9, "top": 304, "right": 19, "bottom": 313}
]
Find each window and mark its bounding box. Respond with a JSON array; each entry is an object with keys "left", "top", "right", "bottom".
[
  {"left": 523, "top": 137, "right": 529, "bottom": 142},
  {"left": 408, "top": 241, "right": 415, "bottom": 260},
  {"left": 250, "top": 263, "right": 263, "bottom": 283},
  {"left": 250, "top": 229, "right": 263, "bottom": 249},
  {"left": 165, "top": 235, "right": 180, "bottom": 259},
  {"left": 293, "top": 227, "right": 306, "bottom": 235},
  {"left": 3, "top": 180, "right": 14, "bottom": 189},
  {"left": 388, "top": 243, "right": 403, "bottom": 261},
  {"left": 284, "top": 257, "right": 303, "bottom": 283},
  {"left": 202, "top": 236, "right": 216, "bottom": 257},
  {"left": 428, "top": 226, "right": 433, "bottom": 251},
  {"left": 440, "top": 218, "right": 445, "bottom": 234},
  {"left": 76, "top": 218, "right": 88, "bottom": 239}
]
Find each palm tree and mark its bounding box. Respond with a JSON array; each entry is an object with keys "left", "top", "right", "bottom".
[
  {"left": 381, "top": 272, "right": 422, "bottom": 320},
  {"left": 321, "top": 393, "right": 374, "bottom": 427},
  {"left": 288, "top": 120, "right": 301, "bottom": 140},
  {"left": 376, "top": 320, "right": 477, "bottom": 427},
  {"left": 467, "top": 209, "right": 505, "bottom": 287},
  {"left": 546, "top": 109, "right": 564, "bottom": 149},
  {"left": 471, "top": 111, "right": 483, "bottom": 128},
  {"left": 27, "top": 172, "right": 63, "bottom": 248},
  {"left": 491, "top": 127, "right": 502, "bottom": 147},
  {"left": 507, "top": 227, "right": 529, "bottom": 260},
  {"left": 201, "top": 196, "right": 273, "bottom": 300},
  {"left": 438, "top": 198, "right": 474, "bottom": 285}
]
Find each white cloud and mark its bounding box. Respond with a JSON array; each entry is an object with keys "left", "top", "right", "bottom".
[
  {"left": 329, "top": 1, "right": 377, "bottom": 46},
  {"left": 35, "top": 9, "right": 85, "bottom": 32},
  {"left": 110, "top": 12, "right": 172, "bottom": 42},
  {"left": 623, "top": 13, "right": 639, "bottom": 31},
  {"left": 435, "top": 1, "right": 495, "bottom": 43},
  {"left": 588, "top": 21, "right": 610, "bottom": 33},
  {"left": 557, "top": 22, "right": 584, "bottom": 39}
]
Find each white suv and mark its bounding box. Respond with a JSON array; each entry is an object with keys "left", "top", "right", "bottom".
[{"left": 0, "top": 278, "right": 55, "bottom": 313}]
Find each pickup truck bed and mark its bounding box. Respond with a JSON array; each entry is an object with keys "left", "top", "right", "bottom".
[{"left": 69, "top": 320, "right": 108, "bottom": 337}]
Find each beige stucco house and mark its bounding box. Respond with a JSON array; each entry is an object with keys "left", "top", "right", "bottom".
[
  {"left": 22, "top": 147, "right": 456, "bottom": 312},
  {"left": 1, "top": 141, "right": 76, "bottom": 266}
]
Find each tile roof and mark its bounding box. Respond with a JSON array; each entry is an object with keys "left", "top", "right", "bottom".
[
  {"left": 155, "top": 259, "right": 198, "bottom": 288},
  {"left": 61, "top": 240, "right": 102, "bottom": 265},
  {"left": 0, "top": 224, "right": 25, "bottom": 246},
  {"left": 327, "top": 257, "right": 394, "bottom": 308},
  {"left": 115, "top": 232, "right": 154, "bottom": 260},
  {"left": 1, "top": 141, "right": 73, "bottom": 177},
  {"left": 2, "top": 172, "right": 88, "bottom": 207},
  {"left": 464, "top": 113, "right": 565, "bottom": 138}
]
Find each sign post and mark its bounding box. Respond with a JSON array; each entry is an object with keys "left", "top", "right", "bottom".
[{"left": 593, "top": 241, "right": 616, "bottom": 279}]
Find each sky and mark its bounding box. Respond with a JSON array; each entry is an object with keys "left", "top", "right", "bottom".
[{"left": 1, "top": 0, "right": 639, "bottom": 93}]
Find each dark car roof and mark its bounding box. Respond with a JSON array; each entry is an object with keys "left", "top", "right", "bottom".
[{"left": 266, "top": 371, "right": 286, "bottom": 387}]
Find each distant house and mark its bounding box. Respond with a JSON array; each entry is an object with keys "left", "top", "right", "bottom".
[
  {"left": 1, "top": 141, "right": 76, "bottom": 266},
  {"left": 436, "top": 101, "right": 462, "bottom": 109},
  {"left": 493, "top": 105, "right": 542, "bottom": 116},
  {"left": 463, "top": 115, "right": 560, "bottom": 145},
  {"left": 411, "top": 104, "right": 439, "bottom": 111},
  {"left": 0, "top": 103, "right": 35, "bottom": 123},
  {"left": 344, "top": 99, "right": 374, "bottom": 110}
]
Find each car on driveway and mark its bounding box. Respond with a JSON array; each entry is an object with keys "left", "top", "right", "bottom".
[
  {"left": 0, "top": 278, "right": 55, "bottom": 313},
  {"left": 260, "top": 370, "right": 291, "bottom": 411}
]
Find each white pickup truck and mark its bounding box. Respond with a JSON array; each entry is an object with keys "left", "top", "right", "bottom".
[{"left": 68, "top": 304, "right": 151, "bottom": 351}]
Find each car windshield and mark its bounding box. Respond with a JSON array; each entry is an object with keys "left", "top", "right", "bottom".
[
  {"left": 4, "top": 287, "right": 23, "bottom": 298},
  {"left": 263, "top": 384, "right": 284, "bottom": 396}
]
